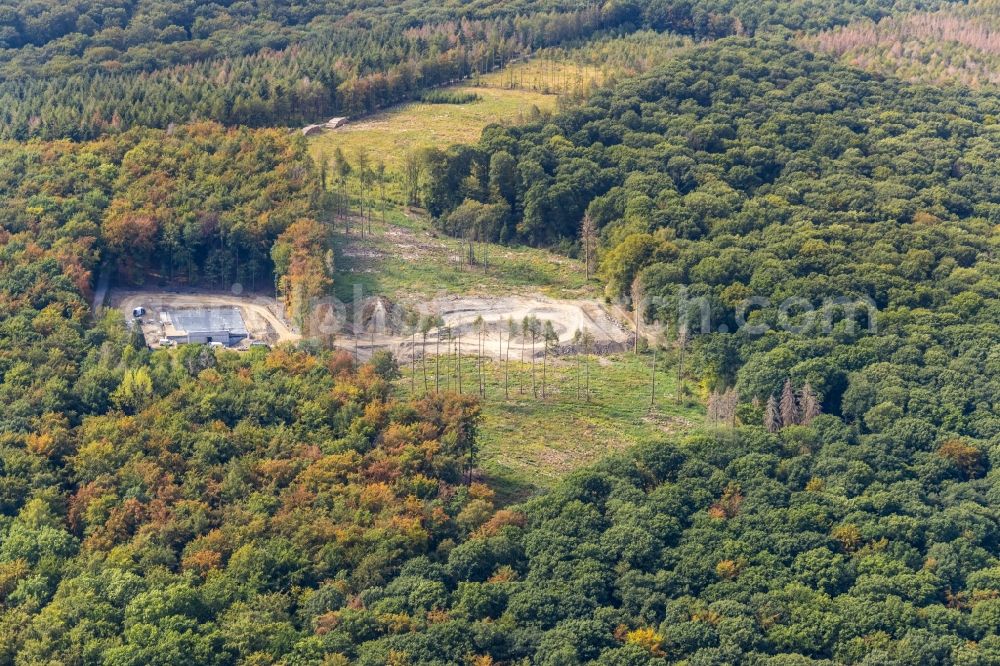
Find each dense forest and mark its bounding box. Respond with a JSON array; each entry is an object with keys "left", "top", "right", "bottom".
[
  {"left": 334, "top": 424, "right": 1000, "bottom": 663},
  {"left": 0, "top": 8, "right": 618, "bottom": 139},
  {"left": 0, "top": 122, "right": 331, "bottom": 435},
  {"left": 2, "top": 0, "right": 1000, "bottom": 663},
  {"left": 810, "top": 0, "right": 1000, "bottom": 87},
  {"left": 427, "top": 37, "right": 999, "bottom": 435},
  {"left": 0, "top": 122, "right": 322, "bottom": 286},
  {"left": 0, "top": 344, "right": 489, "bottom": 663},
  {"left": 361, "top": 40, "right": 998, "bottom": 661},
  {"left": 0, "top": 0, "right": 960, "bottom": 139}
]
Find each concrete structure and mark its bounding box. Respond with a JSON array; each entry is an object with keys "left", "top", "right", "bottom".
[
  {"left": 162, "top": 307, "right": 248, "bottom": 346},
  {"left": 301, "top": 117, "right": 348, "bottom": 136}
]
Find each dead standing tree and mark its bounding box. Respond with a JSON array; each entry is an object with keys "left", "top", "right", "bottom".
[
  {"left": 542, "top": 320, "right": 557, "bottom": 399},
  {"left": 355, "top": 147, "right": 372, "bottom": 237},
  {"left": 631, "top": 275, "right": 644, "bottom": 355},
  {"left": 405, "top": 310, "right": 419, "bottom": 393},
  {"left": 375, "top": 159, "right": 387, "bottom": 226},
  {"left": 780, "top": 378, "right": 799, "bottom": 427},
  {"left": 432, "top": 314, "right": 445, "bottom": 393},
  {"left": 765, "top": 394, "right": 782, "bottom": 432},
  {"left": 523, "top": 315, "right": 541, "bottom": 398},
  {"left": 332, "top": 147, "right": 352, "bottom": 233},
  {"left": 419, "top": 314, "right": 434, "bottom": 394},
  {"left": 765, "top": 380, "right": 822, "bottom": 431},
  {"left": 675, "top": 323, "right": 689, "bottom": 403},
  {"left": 800, "top": 382, "right": 822, "bottom": 425},
  {"left": 580, "top": 213, "right": 596, "bottom": 280},
  {"left": 473, "top": 315, "right": 486, "bottom": 398},
  {"left": 573, "top": 328, "right": 583, "bottom": 400},
  {"left": 506, "top": 317, "right": 517, "bottom": 399},
  {"left": 578, "top": 328, "right": 595, "bottom": 402},
  {"left": 707, "top": 388, "right": 739, "bottom": 427},
  {"left": 648, "top": 328, "right": 662, "bottom": 409}
]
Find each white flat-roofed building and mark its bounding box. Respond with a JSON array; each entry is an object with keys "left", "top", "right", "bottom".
[{"left": 163, "top": 307, "right": 248, "bottom": 346}]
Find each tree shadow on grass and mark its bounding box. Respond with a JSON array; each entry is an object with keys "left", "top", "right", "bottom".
[{"left": 480, "top": 466, "right": 540, "bottom": 507}]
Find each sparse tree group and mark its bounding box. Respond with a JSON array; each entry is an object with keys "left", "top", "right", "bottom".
[{"left": 765, "top": 380, "right": 822, "bottom": 432}]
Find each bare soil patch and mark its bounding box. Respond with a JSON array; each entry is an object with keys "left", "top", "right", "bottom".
[
  {"left": 110, "top": 289, "right": 300, "bottom": 347},
  {"left": 345, "top": 293, "right": 632, "bottom": 359}
]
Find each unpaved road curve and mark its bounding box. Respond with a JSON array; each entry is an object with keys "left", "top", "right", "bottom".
[
  {"left": 110, "top": 289, "right": 632, "bottom": 358},
  {"left": 353, "top": 294, "right": 632, "bottom": 360}
]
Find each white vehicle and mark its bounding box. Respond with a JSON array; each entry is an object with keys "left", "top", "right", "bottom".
[
  {"left": 132, "top": 306, "right": 146, "bottom": 317},
  {"left": 208, "top": 341, "right": 226, "bottom": 349}
]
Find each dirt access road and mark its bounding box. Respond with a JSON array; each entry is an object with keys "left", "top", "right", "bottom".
[
  {"left": 108, "top": 288, "right": 631, "bottom": 359},
  {"left": 351, "top": 293, "right": 633, "bottom": 360}
]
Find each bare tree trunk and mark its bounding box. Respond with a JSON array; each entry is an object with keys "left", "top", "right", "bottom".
[
  {"left": 650, "top": 344, "right": 656, "bottom": 409},
  {"left": 581, "top": 213, "right": 596, "bottom": 281},
  {"left": 576, "top": 351, "right": 581, "bottom": 400},
  {"left": 542, "top": 343, "right": 547, "bottom": 399},
  {"left": 631, "top": 276, "right": 644, "bottom": 355},
  {"left": 380, "top": 179, "right": 386, "bottom": 225},
  {"left": 531, "top": 334, "right": 536, "bottom": 398},
  {"left": 677, "top": 341, "right": 685, "bottom": 403},
  {"left": 503, "top": 329, "right": 510, "bottom": 399},
  {"left": 422, "top": 334, "right": 428, "bottom": 394},
  {"left": 520, "top": 336, "right": 525, "bottom": 394}
]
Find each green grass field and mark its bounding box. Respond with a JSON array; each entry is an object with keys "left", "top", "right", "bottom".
[
  {"left": 307, "top": 30, "right": 694, "bottom": 187},
  {"left": 395, "top": 351, "right": 704, "bottom": 503},
  {"left": 330, "top": 211, "right": 705, "bottom": 502},
  {"left": 330, "top": 208, "right": 597, "bottom": 302},
  {"left": 470, "top": 30, "right": 694, "bottom": 95},
  {"left": 472, "top": 58, "right": 607, "bottom": 95},
  {"left": 308, "top": 85, "right": 557, "bottom": 174}
]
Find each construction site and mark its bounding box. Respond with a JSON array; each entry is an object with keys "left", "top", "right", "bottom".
[{"left": 111, "top": 290, "right": 300, "bottom": 349}]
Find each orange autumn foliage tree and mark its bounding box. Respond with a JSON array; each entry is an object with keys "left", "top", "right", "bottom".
[
  {"left": 9, "top": 347, "right": 491, "bottom": 663},
  {"left": 937, "top": 438, "right": 984, "bottom": 479},
  {"left": 271, "top": 218, "right": 333, "bottom": 333},
  {"left": 0, "top": 122, "right": 322, "bottom": 434}
]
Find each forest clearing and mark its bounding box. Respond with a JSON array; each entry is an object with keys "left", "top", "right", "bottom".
[
  {"left": 306, "top": 30, "right": 694, "bottom": 179},
  {"left": 344, "top": 292, "right": 632, "bottom": 361},
  {"left": 327, "top": 208, "right": 597, "bottom": 300},
  {"left": 306, "top": 85, "right": 558, "bottom": 174},
  {"left": 395, "top": 351, "right": 703, "bottom": 501},
  {"left": 110, "top": 289, "right": 300, "bottom": 347}
]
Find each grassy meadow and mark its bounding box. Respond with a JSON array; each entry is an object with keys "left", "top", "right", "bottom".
[
  {"left": 395, "top": 351, "right": 704, "bottom": 503},
  {"left": 472, "top": 58, "right": 608, "bottom": 95},
  {"left": 307, "top": 85, "right": 557, "bottom": 175},
  {"left": 329, "top": 209, "right": 596, "bottom": 302},
  {"left": 306, "top": 30, "right": 694, "bottom": 184}
]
